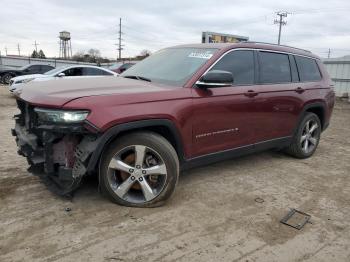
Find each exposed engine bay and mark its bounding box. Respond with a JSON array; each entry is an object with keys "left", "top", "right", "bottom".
[{"left": 12, "top": 99, "right": 100, "bottom": 195}]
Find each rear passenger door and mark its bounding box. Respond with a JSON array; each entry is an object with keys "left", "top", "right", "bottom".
[{"left": 251, "top": 51, "right": 304, "bottom": 143}]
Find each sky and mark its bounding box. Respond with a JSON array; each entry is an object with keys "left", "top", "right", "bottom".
[{"left": 1, "top": 0, "right": 350, "bottom": 59}]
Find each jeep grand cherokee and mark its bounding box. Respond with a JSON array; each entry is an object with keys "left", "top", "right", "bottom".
[{"left": 12, "top": 42, "right": 335, "bottom": 207}]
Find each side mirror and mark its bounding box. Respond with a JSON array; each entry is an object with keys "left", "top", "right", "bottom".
[
  {"left": 57, "top": 72, "right": 65, "bottom": 77},
  {"left": 196, "top": 70, "right": 233, "bottom": 88}
]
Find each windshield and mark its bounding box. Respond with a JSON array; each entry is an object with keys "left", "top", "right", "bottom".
[
  {"left": 43, "top": 66, "right": 65, "bottom": 75},
  {"left": 121, "top": 47, "right": 218, "bottom": 86}
]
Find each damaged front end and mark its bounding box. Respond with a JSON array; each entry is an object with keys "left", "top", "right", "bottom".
[{"left": 12, "top": 99, "right": 100, "bottom": 195}]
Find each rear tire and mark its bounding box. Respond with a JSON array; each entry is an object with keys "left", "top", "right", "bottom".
[
  {"left": 285, "top": 112, "right": 321, "bottom": 159},
  {"left": 99, "top": 132, "right": 179, "bottom": 207}
]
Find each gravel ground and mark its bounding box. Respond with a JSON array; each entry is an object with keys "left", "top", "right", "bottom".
[{"left": 0, "top": 84, "right": 349, "bottom": 262}]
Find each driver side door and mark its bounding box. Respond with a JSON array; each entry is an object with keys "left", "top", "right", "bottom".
[{"left": 191, "top": 50, "right": 258, "bottom": 157}]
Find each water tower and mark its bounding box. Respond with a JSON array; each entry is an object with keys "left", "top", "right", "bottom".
[{"left": 59, "top": 31, "right": 72, "bottom": 59}]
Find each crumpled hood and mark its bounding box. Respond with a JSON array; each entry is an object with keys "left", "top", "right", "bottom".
[{"left": 17, "top": 76, "right": 177, "bottom": 107}]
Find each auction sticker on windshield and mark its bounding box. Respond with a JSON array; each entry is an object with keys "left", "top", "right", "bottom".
[{"left": 188, "top": 51, "right": 214, "bottom": 59}]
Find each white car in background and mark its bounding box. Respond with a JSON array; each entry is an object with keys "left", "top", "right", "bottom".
[{"left": 9, "top": 65, "right": 118, "bottom": 93}]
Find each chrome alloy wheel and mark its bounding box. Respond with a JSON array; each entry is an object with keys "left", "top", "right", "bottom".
[
  {"left": 107, "top": 145, "right": 168, "bottom": 204},
  {"left": 300, "top": 119, "right": 319, "bottom": 154}
]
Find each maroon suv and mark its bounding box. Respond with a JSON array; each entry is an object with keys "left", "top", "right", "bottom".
[{"left": 13, "top": 42, "right": 335, "bottom": 207}]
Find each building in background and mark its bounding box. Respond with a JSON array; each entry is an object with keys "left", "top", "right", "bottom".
[
  {"left": 202, "top": 31, "right": 248, "bottom": 43},
  {"left": 323, "top": 56, "right": 350, "bottom": 97}
]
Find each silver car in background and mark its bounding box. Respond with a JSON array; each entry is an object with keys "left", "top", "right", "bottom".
[{"left": 9, "top": 65, "right": 118, "bottom": 92}]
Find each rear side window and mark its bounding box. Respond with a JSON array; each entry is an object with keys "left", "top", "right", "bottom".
[
  {"left": 27, "top": 65, "right": 41, "bottom": 73},
  {"left": 40, "top": 65, "right": 54, "bottom": 72},
  {"left": 295, "top": 56, "right": 322, "bottom": 82},
  {"left": 83, "top": 67, "right": 112, "bottom": 76},
  {"left": 259, "top": 52, "right": 291, "bottom": 84},
  {"left": 210, "top": 50, "right": 254, "bottom": 85}
]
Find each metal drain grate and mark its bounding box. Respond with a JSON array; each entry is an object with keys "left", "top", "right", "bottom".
[{"left": 280, "top": 209, "right": 311, "bottom": 230}]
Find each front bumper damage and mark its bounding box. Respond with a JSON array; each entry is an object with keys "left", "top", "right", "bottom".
[{"left": 12, "top": 100, "right": 101, "bottom": 195}]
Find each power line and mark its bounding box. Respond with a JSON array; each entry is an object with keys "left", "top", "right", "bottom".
[
  {"left": 17, "top": 43, "right": 21, "bottom": 56},
  {"left": 33, "top": 40, "right": 39, "bottom": 52},
  {"left": 274, "top": 11, "right": 289, "bottom": 45},
  {"left": 117, "top": 18, "right": 124, "bottom": 60}
]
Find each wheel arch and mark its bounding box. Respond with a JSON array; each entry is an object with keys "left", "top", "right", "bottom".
[
  {"left": 295, "top": 102, "right": 326, "bottom": 135},
  {"left": 305, "top": 106, "right": 325, "bottom": 129},
  {"left": 86, "top": 119, "right": 186, "bottom": 174}
]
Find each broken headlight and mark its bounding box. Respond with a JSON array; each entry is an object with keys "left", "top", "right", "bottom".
[{"left": 34, "top": 108, "right": 89, "bottom": 123}]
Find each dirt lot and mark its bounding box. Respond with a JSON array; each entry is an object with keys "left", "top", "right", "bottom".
[{"left": 0, "top": 85, "right": 349, "bottom": 262}]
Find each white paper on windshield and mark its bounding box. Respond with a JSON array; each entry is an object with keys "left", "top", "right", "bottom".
[{"left": 188, "top": 51, "right": 213, "bottom": 59}]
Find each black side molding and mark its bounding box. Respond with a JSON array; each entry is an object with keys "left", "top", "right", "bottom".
[{"left": 182, "top": 136, "right": 292, "bottom": 171}]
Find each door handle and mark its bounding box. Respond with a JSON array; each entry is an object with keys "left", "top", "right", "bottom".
[
  {"left": 295, "top": 87, "right": 305, "bottom": 94},
  {"left": 244, "top": 90, "right": 258, "bottom": 97}
]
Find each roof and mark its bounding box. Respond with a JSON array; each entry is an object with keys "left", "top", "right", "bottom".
[{"left": 172, "top": 42, "right": 319, "bottom": 59}]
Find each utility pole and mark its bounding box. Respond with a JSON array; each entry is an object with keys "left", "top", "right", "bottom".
[
  {"left": 5, "top": 47, "right": 8, "bottom": 56},
  {"left": 327, "top": 48, "right": 331, "bottom": 58},
  {"left": 17, "top": 43, "right": 21, "bottom": 56},
  {"left": 117, "top": 18, "right": 124, "bottom": 61},
  {"left": 274, "top": 11, "right": 288, "bottom": 45},
  {"left": 33, "top": 40, "right": 39, "bottom": 52}
]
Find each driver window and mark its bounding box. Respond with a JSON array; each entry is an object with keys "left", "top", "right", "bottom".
[
  {"left": 63, "top": 68, "right": 83, "bottom": 76},
  {"left": 210, "top": 50, "right": 255, "bottom": 85}
]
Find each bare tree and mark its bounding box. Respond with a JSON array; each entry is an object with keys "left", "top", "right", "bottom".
[{"left": 140, "top": 49, "right": 151, "bottom": 57}]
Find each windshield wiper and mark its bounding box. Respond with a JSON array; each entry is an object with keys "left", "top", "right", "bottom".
[{"left": 123, "top": 75, "right": 152, "bottom": 82}]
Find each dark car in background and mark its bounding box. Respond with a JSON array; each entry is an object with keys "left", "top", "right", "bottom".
[
  {"left": 0, "top": 64, "right": 54, "bottom": 84},
  {"left": 109, "top": 62, "right": 136, "bottom": 74}
]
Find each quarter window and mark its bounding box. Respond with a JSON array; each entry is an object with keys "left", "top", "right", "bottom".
[
  {"left": 295, "top": 56, "right": 322, "bottom": 82},
  {"left": 210, "top": 50, "right": 255, "bottom": 85},
  {"left": 259, "top": 52, "right": 291, "bottom": 84}
]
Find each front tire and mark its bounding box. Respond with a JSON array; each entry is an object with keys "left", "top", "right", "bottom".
[
  {"left": 285, "top": 112, "right": 321, "bottom": 159},
  {"left": 2, "top": 73, "right": 14, "bottom": 85},
  {"left": 99, "top": 132, "right": 179, "bottom": 207}
]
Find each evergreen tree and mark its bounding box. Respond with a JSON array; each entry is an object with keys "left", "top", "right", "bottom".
[
  {"left": 31, "top": 50, "right": 38, "bottom": 58},
  {"left": 38, "top": 49, "right": 46, "bottom": 59}
]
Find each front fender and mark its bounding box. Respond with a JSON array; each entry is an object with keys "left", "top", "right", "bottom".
[{"left": 86, "top": 119, "right": 185, "bottom": 174}]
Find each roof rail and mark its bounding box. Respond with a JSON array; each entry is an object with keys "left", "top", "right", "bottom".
[{"left": 242, "top": 41, "right": 312, "bottom": 53}]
